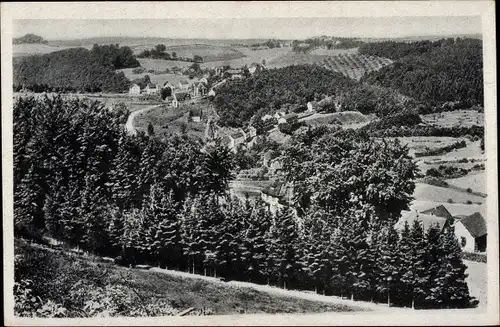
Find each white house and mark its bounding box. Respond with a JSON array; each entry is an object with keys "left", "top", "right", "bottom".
[
  {"left": 129, "top": 84, "right": 141, "bottom": 95},
  {"left": 144, "top": 83, "right": 160, "bottom": 95},
  {"left": 179, "top": 80, "right": 190, "bottom": 91},
  {"left": 394, "top": 210, "right": 450, "bottom": 234},
  {"left": 307, "top": 101, "right": 318, "bottom": 113},
  {"left": 208, "top": 89, "right": 216, "bottom": 97},
  {"left": 261, "top": 114, "right": 274, "bottom": 122},
  {"left": 454, "top": 212, "right": 487, "bottom": 253}
]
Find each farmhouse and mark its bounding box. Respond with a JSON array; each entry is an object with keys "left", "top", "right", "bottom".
[
  {"left": 144, "top": 83, "right": 160, "bottom": 95},
  {"left": 306, "top": 101, "right": 318, "bottom": 113},
  {"left": 165, "top": 95, "right": 178, "bottom": 108},
  {"left": 420, "top": 205, "right": 453, "bottom": 220},
  {"left": 261, "top": 114, "right": 274, "bottom": 121},
  {"left": 260, "top": 181, "right": 294, "bottom": 215},
  {"left": 248, "top": 63, "right": 263, "bottom": 75},
  {"left": 227, "top": 69, "right": 244, "bottom": 79},
  {"left": 227, "top": 130, "right": 246, "bottom": 151},
  {"left": 278, "top": 113, "right": 299, "bottom": 125},
  {"left": 178, "top": 80, "right": 190, "bottom": 91},
  {"left": 454, "top": 212, "right": 487, "bottom": 253},
  {"left": 189, "top": 108, "right": 203, "bottom": 123},
  {"left": 129, "top": 84, "right": 141, "bottom": 95},
  {"left": 394, "top": 210, "right": 451, "bottom": 234},
  {"left": 191, "top": 81, "right": 208, "bottom": 97}
]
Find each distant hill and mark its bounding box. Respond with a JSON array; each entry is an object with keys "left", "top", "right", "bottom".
[
  {"left": 13, "top": 33, "right": 49, "bottom": 45},
  {"left": 13, "top": 44, "right": 139, "bottom": 93}
]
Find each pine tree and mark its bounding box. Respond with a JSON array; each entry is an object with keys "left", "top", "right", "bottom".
[
  {"left": 433, "top": 225, "right": 477, "bottom": 308},
  {"left": 422, "top": 225, "right": 443, "bottom": 308},
  {"left": 375, "top": 223, "right": 402, "bottom": 306},
  {"left": 267, "top": 207, "right": 303, "bottom": 290}
]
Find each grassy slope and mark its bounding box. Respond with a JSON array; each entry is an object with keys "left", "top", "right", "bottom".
[
  {"left": 413, "top": 183, "right": 485, "bottom": 204},
  {"left": 15, "top": 240, "right": 364, "bottom": 316}
]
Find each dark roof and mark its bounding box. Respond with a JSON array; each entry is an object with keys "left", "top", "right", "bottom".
[
  {"left": 262, "top": 182, "right": 287, "bottom": 199},
  {"left": 458, "top": 212, "right": 487, "bottom": 238},
  {"left": 230, "top": 131, "right": 244, "bottom": 139},
  {"left": 282, "top": 113, "right": 298, "bottom": 120},
  {"left": 421, "top": 205, "right": 453, "bottom": 220}
]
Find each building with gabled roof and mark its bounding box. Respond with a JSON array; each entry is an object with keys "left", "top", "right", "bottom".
[
  {"left": 454, "top": 212, "right": 487, "bottom": 253},
  {"left": 394, "top": 210, "right": 451, "bottom": 234},
  {"left": 420, "top": 205, "right": 453, "bottom": 220}
]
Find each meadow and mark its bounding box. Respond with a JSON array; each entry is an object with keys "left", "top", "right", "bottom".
[
  {"left": 413, "top": 183, "right": 485, "bottom": 205},
  {"left": 15, "top": 240, "right": 364, "bottom": 317},
  {"left": 421, "top": 110, "right": 484, "bottom": 128}
]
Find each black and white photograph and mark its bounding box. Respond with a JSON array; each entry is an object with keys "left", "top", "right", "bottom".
[{"left": 2, "top": 1, "right": 498, "bottom": 326}]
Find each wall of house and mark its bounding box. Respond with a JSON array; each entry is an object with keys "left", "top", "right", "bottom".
[{"left": 454, "top": 222, "right": 476, "bottom": 252}]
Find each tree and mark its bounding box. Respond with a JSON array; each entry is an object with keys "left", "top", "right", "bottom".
[
  {"left": 433, "top": 226, "right": 477, "bottom": 308},
  {"left": 267, "top": 207, "right": 304, "bottom": 289},
  {"left": 147, "top": 122, "right": 155, "bottom": 136},
  {"left": 155, "top": 44, "right": 166, "bottom": 53}
]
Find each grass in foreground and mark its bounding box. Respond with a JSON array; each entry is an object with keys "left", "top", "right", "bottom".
[{"left": 14, "top": 239, "right": 364, "bottom": 317}]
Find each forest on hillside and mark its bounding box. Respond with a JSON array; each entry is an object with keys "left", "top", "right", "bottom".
[
  {"left": 13, "top": 33, "right": 49, "bottom": 44},
  {"left": 359, "top": 38, "right": 483, "bottom": 107},
  {"left": 213, "top": 65, "right": 419, "bottom": 128},
  {"left": 13, "top": 44, "right": 140, "bottom": 93},
  {"left": 14, "top": 96, "right": 477, "bottom": 315}
]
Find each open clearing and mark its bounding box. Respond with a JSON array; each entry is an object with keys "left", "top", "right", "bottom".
[
  {"left": 413, "top": 183, "right": 485, "bottom": 204},
  {"left": 16, "top": 240, "right": 367, "bottom": 316},
  {"left": 446, "top": 171, "right": 486, "bottom": 194},
  {"left": 309, "top": 48, "right": 359, "bottom": 56},
  {"left": 266, "top": 52, "right": 328, "bottom": 68},
  {"left": 421, "top": 110, "right": 484, "bottom": 128},
  {"left": 199, "top": 47, "right": 291, "bottom": 69},
  {"left": 301, "top": 111, "right": 372, "bottom": 129}
]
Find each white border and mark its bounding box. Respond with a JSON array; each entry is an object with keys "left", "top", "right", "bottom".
[{"left": 2, "top": 1, "right": 498, "bottom": 326}]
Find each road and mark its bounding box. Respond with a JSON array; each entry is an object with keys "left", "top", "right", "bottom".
[{"left": 124, "top": 104, "right": 162, "bottom": 135}]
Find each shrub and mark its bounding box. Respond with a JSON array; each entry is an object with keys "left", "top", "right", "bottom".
[
  {"left": 447, "top": 198, "right": 454, "bottom": 203},
  {"left": 466, "top": 188, "right": 472, "bottom": 193}
]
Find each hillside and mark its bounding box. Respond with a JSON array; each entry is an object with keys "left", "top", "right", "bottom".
[
  {"left": 15, "top": 240, "right": 364, "bottom": 317},
  {"left": 13, "top": 33, "right": 49, "bottom": 44},
  {"left": 213, "top": 65, "right": 355, "bottom": 127},
  {"left": 13, "top": 44, "right": 139, "bottom": 93},
  {"left": 360, "top": 38, "right": 483, "bottom": 107},
  {"left": 321, "top": 53, "right": 393, "bottom": 80}
]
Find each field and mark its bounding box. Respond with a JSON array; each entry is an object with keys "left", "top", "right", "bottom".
[
  {"left": 421, "top": 110, "right": 484, "bottom": 128},
  {"left": 300, "top": 111, "right": 372, "bottom": 129},
  {"left": 309, "top": 48, "right": 359, "bottom": 56},
  {"left": 446, "top": 172, "right": 486, "bottom": 194},
  {"left": 321, "top": 53, "right": 393, "bottom": 80},
  {"left": 134, "top": 99, "right": 210, "bottom": 140},
  {"left": 413, "top": 183, "right": 485, "bottom": 204},
  {"left": 266, "top": 52, "right": 328, "bottom": 68},
  {"left": 201, "top": 47, "right": 291, "bottom": 69},
  {"left": 15, "top": 240, "right": 365, "bottom": 317},
  {"left": 162, "top": 44, "right": 246, "bottom": 62},
  {"left": 13, "top": 43, "right": 74, "bottom": 57}
]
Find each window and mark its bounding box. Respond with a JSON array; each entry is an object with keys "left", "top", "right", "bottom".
[{"left": 460, "top": 236, "right": 467, "bottom": 247}]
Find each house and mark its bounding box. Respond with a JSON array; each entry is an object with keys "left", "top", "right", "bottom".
[
  {"left": 420, "top": 205, "right": 453, "bottom": 220},
  {"left": 306, "top": 101, "right": 318, "bottom": 113},
  {"left": 246, "top": 126, "right": 257, "bottom": 139},
  {"left": 227, "top": 130, "right": 246, "bottom": 151},
  {"left": 248, "top": 63, "right": 262, "bottom": 75},
  {"left": 273, "top": 112, "right": 285, "bottom": 120},
  {"left": 191, "top": 82, "right": 208, "bottom": 97},
  {"left": 144, "top": 83, "right": 160, "bottom": 95},
  {"left": 278, "top": 113, "right": 299, "bottom": 125},
  {"left": 189, "top": 108, "right": 202, "bottom": 123},
  {"left": 454, "top": 212, "right": 487, "bottom": 253},
  {"left": 394, "top": 210, "right": 451, "bottom": 234},
  {"left": 129, "top": 84, "right": 141, "bottom": 95},
  {"left": 227, "top": 69, "right": 244, "bottom": 79},
  {"left": 261, "top": 114, "right": 274, "bottom": 122},
  {"left": 178, "top": 80, "right": 190, "bottom": 91},
  {"left": 215, "top": 66, "right": 225, "bottom": 76},
  {"left": 208, "top": 89, "right": 216, "bottom": 97},
  {"left": 260, "top": 181, "right": 294, "bottom": 215},
  {"left": 165, "top": 95, "right": 178, "bottom": 108}
]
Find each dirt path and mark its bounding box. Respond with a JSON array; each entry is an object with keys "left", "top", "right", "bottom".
[
  {"left": 148, "top": 267, "right": 406, "bottom": 313},
  {"left": 125, "top": 104, "right": 161, "bottom": 135}
]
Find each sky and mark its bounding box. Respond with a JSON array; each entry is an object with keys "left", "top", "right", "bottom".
[{"left": 14, "top": 16, "right": 481, "bottom": 40}]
